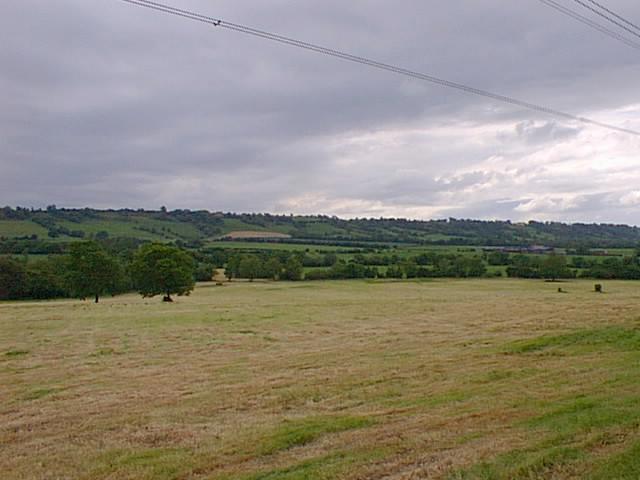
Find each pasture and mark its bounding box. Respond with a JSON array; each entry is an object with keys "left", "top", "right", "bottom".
[{"left": 2, "top": 279, "right": 640, "bottom": 479}]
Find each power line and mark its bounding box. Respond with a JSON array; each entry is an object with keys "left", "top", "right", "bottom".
[
  {"left": 570, "top": 0, "right": 640, "bottom": 40},
  {"left": 118, "top": 0, "right": 640, "bottom": 136},
  {"left": 584, "top": 0, "right": 640, "bottom": 33},
  {"left": 535, "top": 0, "right": 640, "bottom": 51}
]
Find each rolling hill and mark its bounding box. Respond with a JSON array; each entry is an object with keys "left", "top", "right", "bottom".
[{"left": 1, "top": 206, "right": 640, "bottom": 248}]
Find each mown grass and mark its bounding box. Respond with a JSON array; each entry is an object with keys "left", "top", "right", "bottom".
[
  {"left": 258, "top": 416, "right": 376, "bottom": 455},
  {"left": 504, "top": 325, "right": 640, "bottom": 354},
  {"left": 234, "top": 449, "right": 387, "bottom": 480},
  {"left": 4, "top": 349, "right": 29, "bottom": 357},
  {"left": 2, "top": 279, "right": 640, "bottom": 479},
  {"left": 589, "top": 440, "right": 640, "bottom": 479},
  {"left": 23, "top": 387, "right": 59, "bottom": 400},
  {"left": 451, "top": 322, "right": 640, "bottom": 479},
  {"left": 88, "top": 447, "right": 194, "bottom": 480},
  {"left": 450, "top": 445, "right": 585, "bottom": 480}
]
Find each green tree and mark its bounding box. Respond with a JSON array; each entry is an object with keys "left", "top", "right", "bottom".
[
  {"left": 0, "top": 257, "right": 27, "bottom": 300},
  {"left": 323, "top": 253, "right": 338, "bottom": 266},
  {"left": 264, "top": 257, "right": 283, "bottom": 280},
  {"left": 401, "top": 259, "right": 418, "bottom": 278},
  {"left": 238, "top": 255, "right": 261, "bottom": 281},
  {"left": 487, "top": 251, "right": 510, "bottom": 266},
  {"left": 25, "top": 258, "right": 69, "bottom": 299},
  {"left": 459, "top": 257, "right": 487, "bottom": 277},
  {"left": 194, "top": 263, "right": 215, "bottom": 282},
  {"left": 225, "top": 255, "right": 241, "bottom": 281},
  {"left": 282, "top": 256, "right": 304, "bottom": 281},
  {"left": 541, "top": 254, "right": 571, "bottom": 282},
  {"left": 67, "top": 241, "right": 121, "bottom": 303},
  {"left": 131, "top": 243, "right": 195, "bottom": 302}
]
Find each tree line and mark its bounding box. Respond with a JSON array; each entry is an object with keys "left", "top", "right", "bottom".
[
  {"left": 223, "top": 249, "right": 640, "bottom": 281},
  {"left": 4, "top": 241, "right": 640, "bottom": 302},
  {"left": 498, "top": 253, "right": 640, "bottom": 280},
  {"left": 223, "top": 251, "right": 488, "bottom": 281},
  {"left": 0, "top": 242, "right": 197, "bottom": 302}
]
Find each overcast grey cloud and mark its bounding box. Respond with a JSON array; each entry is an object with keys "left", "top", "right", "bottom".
[{"left": 1, "top": 0, "right": 639, "bottom": 223}]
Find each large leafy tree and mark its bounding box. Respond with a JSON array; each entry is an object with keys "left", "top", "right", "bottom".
[
  {"left": 131, "top": 243, "right": 195, "bottom": 301},
  {"left": 238, "top": 255, "right": 261, "bottom": 281},
  {"left": 541, "top": 254, "right": 572, "bottom": 282},
  {"left": 67, "top": 241, "right": 121, "bottom": 303}
]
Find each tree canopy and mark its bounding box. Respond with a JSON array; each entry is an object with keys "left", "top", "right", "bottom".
[
  {"left": 540, "top": 254, "right": 572, "bottom": 282},
  {"left": 282, "top": 256, "right": 304, "bottom": 281},
  {"left": 67, "top": 241, "right": 121, "bottom": 303},
  {"left": 131, "top": 243, "right": 195, "bottom": 301},
  {"left": 0, "top": 257, "right": 26, "bottom": 300}
]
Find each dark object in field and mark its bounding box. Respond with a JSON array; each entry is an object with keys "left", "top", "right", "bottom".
[
  {"left": 557, "top": 287, "right": 566, "bottom": 293},
  {"left": 216, "top": 282, "right": 224, "bottom": 286},
  {"left": 162, "top": 295, "right": 173, "bottom": 302},
  {"left": 594, "top": 284, "right": 603, "bottom": 293}
]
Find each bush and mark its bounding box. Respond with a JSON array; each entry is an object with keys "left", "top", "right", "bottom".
[
  {"left": 195, "top": 263, "right": 215, "bottom": 282},
  {"left": 305, "top": 269, "right": 332, "bottom": 281}
]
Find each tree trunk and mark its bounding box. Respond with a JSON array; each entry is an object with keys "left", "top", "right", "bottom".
[
  {"left": 163, "top": 294, "right": 173, "bottom": 302},
  {"left": 95, "top": 294, "right": 99, "bottom": 303}
]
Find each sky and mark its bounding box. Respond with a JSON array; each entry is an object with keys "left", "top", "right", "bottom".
[{"left": 1, "top": 0, "right": 639, "bottom": 224}]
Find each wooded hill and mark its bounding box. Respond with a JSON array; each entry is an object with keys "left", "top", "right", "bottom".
[{"left": 1, "top": 206, "right": 640, "bottom": 248}]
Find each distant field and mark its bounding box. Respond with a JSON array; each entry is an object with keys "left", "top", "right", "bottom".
[
  {"left": 223, "top": 230, "right": 292, "bottom": 240},
  {"left": 2, "top": 280, "right": 640, "bottom": 479},
  {"left": 209, "top": 240, "right": 361, "bottom": 252},
  {"left": 7, "top": 253, "right": 51, "bottom": 263},
  {"left": 0, "top": 220, "right": 48, "bottom": 238},
  {"left": 52, "top": 217, "right": 204, "bottom": 241},
  {"left": 218, "top": 218, "right": 294, "bottom": 236}
]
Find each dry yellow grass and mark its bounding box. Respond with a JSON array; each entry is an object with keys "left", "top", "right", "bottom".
[{"left": 1, "top": 279, "right": 640, "bottom": 479}]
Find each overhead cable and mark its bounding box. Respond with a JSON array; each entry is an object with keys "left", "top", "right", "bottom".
[
  {"left": 117, "top": 0, "right": 640, "bottom": 136},
  {"left": 536, "top": 0, "right": 640, "bottom": 51},
  {"left": 570, "top": 0, "right": 640, "bottom": 39}
]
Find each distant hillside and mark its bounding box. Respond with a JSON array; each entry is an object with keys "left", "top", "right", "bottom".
[{"left": 1, "top": 206, "right": 640, "bottom": 248}]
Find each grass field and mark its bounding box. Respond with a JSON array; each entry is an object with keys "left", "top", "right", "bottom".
[
  {"left": 223, "top": 231, "right": 292, "bottom": 240},
  {"left": 2, "top": 279, "right": 640, "bottom": 479},
  {"left": 56, "top": 218, "right": 202, "bottom": 241},
  {"left": 0, "top": 220, "right": 49, "bottom": 238},
  {"left": 209, "top": 241, "right": 362, "bottom": 253}
]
